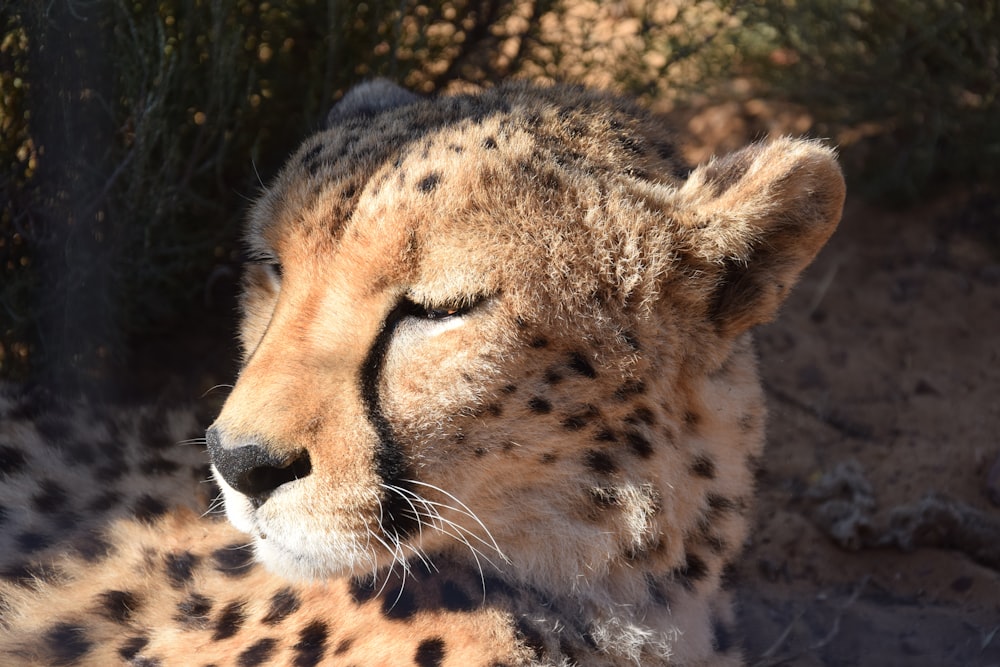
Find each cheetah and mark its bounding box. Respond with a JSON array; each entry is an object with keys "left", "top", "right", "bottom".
[{"left": 0, "top": 80, "right": 845, "bottom": 666}]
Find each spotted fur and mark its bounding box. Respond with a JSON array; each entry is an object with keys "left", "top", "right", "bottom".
[{"left": 0, "top": 80, "right": 844, "bottom": 666}]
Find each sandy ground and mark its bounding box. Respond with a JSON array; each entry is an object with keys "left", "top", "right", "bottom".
[{"left": 737, "top": 191, "right": 1000, "bottom": 666}]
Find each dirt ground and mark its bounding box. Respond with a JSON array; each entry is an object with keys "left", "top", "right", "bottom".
[{"left": 736, "top": 190, "right": 1000, "bottom": 666}]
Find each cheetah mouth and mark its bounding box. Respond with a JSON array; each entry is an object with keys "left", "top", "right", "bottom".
[{"left": 213, "top": 466, "right": 508, "bottom": 580}]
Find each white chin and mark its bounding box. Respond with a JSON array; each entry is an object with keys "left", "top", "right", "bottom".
[
  {"left": 248, "top": 523, "right": 389, "bottom": 582},
  {"left": 212, "top": 471, "right": 257, "bottom": 535},
  {"left": 212, "top": 472, "right": 378, "bottom": 581}
]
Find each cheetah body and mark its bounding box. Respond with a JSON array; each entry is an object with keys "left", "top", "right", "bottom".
[{"left": 0, "top": 81, "right": 844, "bottom": 666}]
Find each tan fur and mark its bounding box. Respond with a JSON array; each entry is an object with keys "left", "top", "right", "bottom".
[{"left": 0, "top": 81, "right": 844, "bottom": 666}]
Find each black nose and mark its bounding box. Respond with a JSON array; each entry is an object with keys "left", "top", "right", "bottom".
[{"left": 206, "top": 426, "right": 312, "bottom": 504}]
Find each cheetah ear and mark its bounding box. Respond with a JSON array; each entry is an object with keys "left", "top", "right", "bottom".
[
  {"left": 326, "top": 79, "right": 420, "bottom": 127},
  {"left": 676, "top": 138, "right": 846, "bottom": 337}
]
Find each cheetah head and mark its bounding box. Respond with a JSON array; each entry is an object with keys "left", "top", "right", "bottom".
[{"left": 207, "top": 81, "right": 844, "bottom": 593}]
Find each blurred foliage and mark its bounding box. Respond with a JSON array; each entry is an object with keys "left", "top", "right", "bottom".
[
  {"left": 0, "top": 0, "right": 997, "bottom": 387},
  {"left": 735, "top": 0, "right": 999, "bottom": 201}
]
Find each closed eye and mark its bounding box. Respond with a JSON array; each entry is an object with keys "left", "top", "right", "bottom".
[
  {"left": 403, "top": 297, "right": 479, "bottom": 321},
  {"left": 242, "top": 251, "right": 283, "bottom": 280}
]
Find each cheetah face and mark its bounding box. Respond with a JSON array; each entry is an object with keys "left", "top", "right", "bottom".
[{"left": 207, "top": 82, "right": 844, "bottom": 587}]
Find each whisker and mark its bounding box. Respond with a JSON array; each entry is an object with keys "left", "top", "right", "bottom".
[
  {"left": 200, "top": 384, "right": 234, "bottom": 399},
  {"left": 401, "top": 479, "right": 508, "bottom": 562}
]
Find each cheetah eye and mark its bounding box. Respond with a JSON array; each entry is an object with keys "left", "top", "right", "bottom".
[
  {"left": 402, "top": 297, "right": 476, "bottom": 321},
  {"left": 243, "top": 252, "right": 283, "bottom": 279},
  {"left": 423, "top": 306, "right": 465, "bottom": 320}
]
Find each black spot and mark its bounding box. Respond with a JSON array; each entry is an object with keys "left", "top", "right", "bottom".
[
  {"left": 655, "top": 140, "right": 676, "bottom": 161},
  {"left": 620, "top": 331, "right": 641, "bottom": 350},
  {"left": 584, "top": 449, "right": 617, "bottom": 475},
  {"left": 738, "top": 412, "right": 756, "bottom": 432},
  {"left": 589, "top": 486, "right": 621, "bottom": 509},
  {"left": 348, "top": 575, "right": 377, "bottom": 604},
  {"left": 560, "top": 414, "right": 588, "bottom": 430},
  {"left": 646, "top": 573, "right": 669, "bottom": 606},
  {"left": 43, "top": 623, "right": 92, "bottom": 665},
  {"left": 212, "top": 544, "right": 254, "bottom": 577},
  {"left": 301, "top": 143, "right": 324, "bottom": 165},
  {"left": 175, "top": 593, "right": 213, "bottom": 629},
  {"left": 139, "top": 416, "right": 174, "bottom": 450},
  {"left": 73, "top": 533, "right": 113, "bottom": 562},
  {"left": 704, "top": 533, "right": 728, "bottom": 554},
  {"left": 540, "top": 452, "right": 558, "bottom": 464},
  {"left": 165, "top": 551, "right": 200, "bottom": 587},
  {"left": 683, "top": 410, "right": 702, "bottom": 429},
  {"left": 334, "top": 637, "right": 352, "bottom": 655},
  {"left": 624, "top": 430, "right": 654, "bottom": 458},
  {"left": 440, "top": 580, "right": 474, "bottom": 612},
  {"left": 567, "top": 352, "right": 597, "bottom": 378},
  {"left": 594, "top": 428, "right": 617, "bottom": 442},
  {"left": 98, "top": 589, "right": 141, "bottom": 623},
  {"left": 60, "top": 441, "right": 96, "bottom": 466},
  {"left": 139, "top": 457, "right": 181, "bottom": 475},
  {"left": 133, "top": 495, "right": 168, "bottom": 523},
  {"left": 17, "top": 531, "right": 51, "bottom": 553},
  {"left": 237, "top": 638, "right": 278, "bottom": 667},
  {"left": 712, "top": 615, "right": 736, "bottom": 652},
  {"left": 118, "top": 635, "right": 149, "bottom": 660},
  {"left": 483, "top": 136, "right": 498, "bottom": 149},
  {"left": 417, "top": 172, "right": 441, "bottom": 193},
  {"left": 415, "top": 638, "right": 446, "bottom": 667},
  {"left": 613, "top": 380, "right": 646, "bottom": 401},
  {"left": 527, "top": 397, "right": 551, "bottom": 414},
  {"left": 1, "top": 561, "right": 42, "bottom": 585},
  {"left": 293, "top": 621, "right": 329, "bottom": 667},
  {"left": 88, "top": 489, "right": 122, "bottom": 513},
  {"left": 515, "top": 618, "right": 547, "bottom": 658},
  {"left": 707, "top": 493, "right": 737, "bottom": 515},
  {"left": 212, "top": 600, "right": 246, "bottom": 640},
  {"left": 484, "top": 403, "right": 503, "bottom": 417},
  {"left": 36, "top": 416, "right": 72, "bottom": 443},
  {"left": 690, "top": 454, "right": 717, "bottom": 479},
  {"left": 32, "top": 479, "right": 68, "bottom": 513},
  {"left": 501, "top": 384, "right": 518, "bottom": 394},
  {"left": 53, "top": 510, "right": 80, "bottom": 531},
  {"left": 95, "top": 464, "right": 126, "bottom": 483},
  {"left": 0, "top": 444, "right": 28, "bottom": 475},
  {"left": 544, "top": 368, "right": 563, "bottom": 385},
  {"left": 382, "top": 586, "right": 418, "bottom": 619},
  {"left": 529, "top": 336, "right": 548, "bottom": 348},
  {"left": 626, "top": 406, "right": 656, "bottom": 426},
  {"left": 680, "top": 552, "right": 709, "bottom": 589},
  {"left": 262, "top": 587, "right": 301, "bottom": 625}
]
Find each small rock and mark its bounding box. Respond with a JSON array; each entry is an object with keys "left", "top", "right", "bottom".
[
  {"left": 950, "top": 575, "right": 973, "bottom": 593},
  {"left": 988, "top": 454, "right": 1000, "bottom": 507}
]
